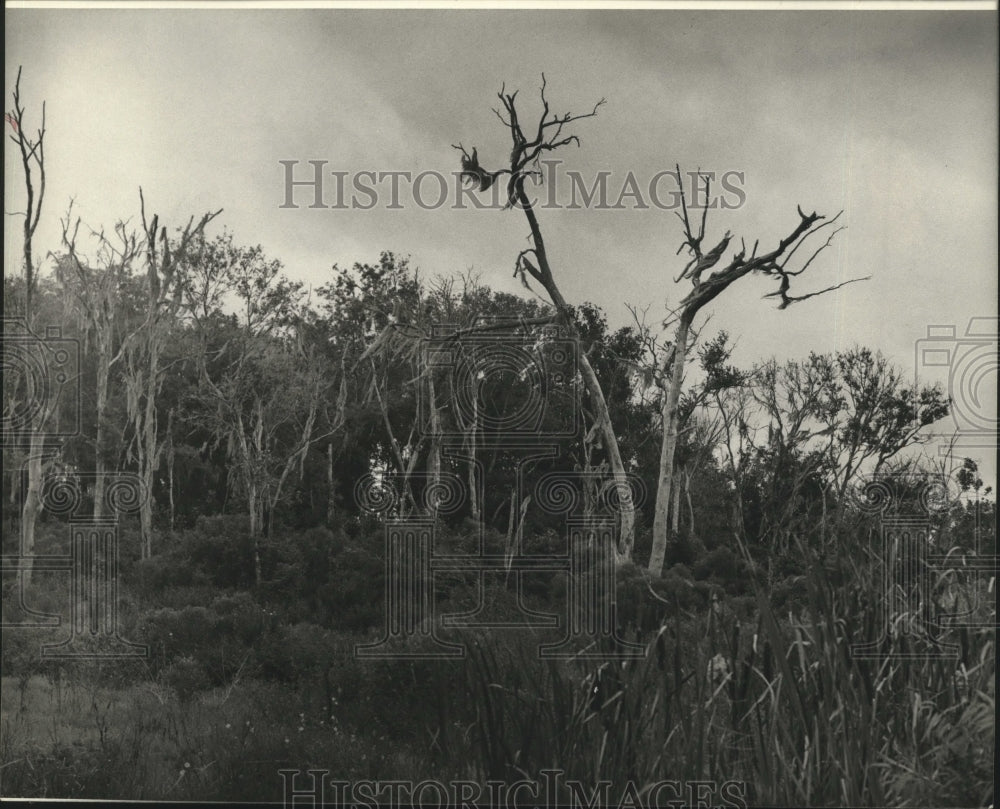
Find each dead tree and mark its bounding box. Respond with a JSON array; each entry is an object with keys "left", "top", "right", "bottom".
[
  {"left": 647, "top": 169, "right": 867, "bottom": 575},
  {"left": 7, "top": 66, "right": 45, "bottom": 319},
  {"left": 125, "top": 191, "right": 221, "bottom": 557},
  {"left": 453, "top": 78, "right": 639, "bottom": 561},
  {"left": 57, "top": 209, "right": 141, "bottom": 519},
  {"left": 7, "top": 67, "right": 47, "bottom": 583}
]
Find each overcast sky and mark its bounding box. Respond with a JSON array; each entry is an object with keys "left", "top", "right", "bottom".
[{"left": 5, "top": 7, "right": 997, "bottom": 486}]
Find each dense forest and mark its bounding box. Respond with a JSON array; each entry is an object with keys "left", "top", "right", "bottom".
[{"left": 2, "top": 69, "right": 995, "bottom": 806}]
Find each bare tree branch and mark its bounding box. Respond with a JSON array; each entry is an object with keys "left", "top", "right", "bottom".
[{"left": 8, "top": 66, "right": 47, "bottom": 317}]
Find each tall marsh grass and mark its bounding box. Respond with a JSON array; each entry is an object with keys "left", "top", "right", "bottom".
[{"left": 453, "top": 538, "right": 995, "bottom": 806}]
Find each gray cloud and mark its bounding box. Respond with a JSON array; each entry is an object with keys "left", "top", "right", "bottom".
[{"left": 6, "top": 7, "right": 996, "bottom": 483}]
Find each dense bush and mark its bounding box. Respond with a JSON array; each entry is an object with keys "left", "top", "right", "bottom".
[
  {"left": 613, "top": 561, "right": 703, "bottom": 636},
  {"left": 160, "top": 655, "right": 212, "bottom": 701},
  {"left": 256, "top": 621, "right": 335, "bottom": 684},
  {"left": 127, "top": 516, "right": 253, "bottom": 597},
  {"left": 179, "top": 516, "right": 256, "bottom": 589},
  {"left": 138, "top": 594, "right": 265, "bottom": 685},
  {"left": 129, "top": 551, "right": 207, "bottom": 598},
  {"left": 692, "top": 545, "right": 747, "bottom": 589},
  {"left": 316, "top": 544, "right": 384, "bottom": 631}
]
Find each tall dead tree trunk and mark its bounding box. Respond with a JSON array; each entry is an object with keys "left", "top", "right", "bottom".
[
  {"left": 128, "top": 191, "right": 220, "bottom": 558},
  {"left": 58, "top": 214, "right": 140, "bottom": 521},
  {"left": 323, "top": 361, "right": 349, "bottom": 529},
  {"left": 94, "top": 355, "right": 109, "bottom": 519},
  {"left": 166, "top": 408, "right": 176, "bottom": 532},
  {"left": 646, "top": 169, "right": 865, "bottom": 575},
  {"left": 20, "top": 446, "right": 44, "bottom": 585},
  {"left": 671, "top": 464, "right": 683, "bottom": 537},
  {"left": 652, "top": 310, "right": 693, "bottom": 570},
  {"left": 9, "top": 67, "right": 44, "bottom": 324},
  {"left": 8, "top": 67, "right": 47, "bottom": 585},
  {"left": 514, "top": 190, "right": 636, "bottom": 561},
  {"left": 454, "top": 79, "right": 636, "bottom": 561},
  {"left": 426, "top": 369, "right": 442, "bottom": 503},
  {"left": 139, "top": 320, "right": 160, "bottom": 555},
  {"left": 467, "top": 390, "right": 479, "bottom": 520}
]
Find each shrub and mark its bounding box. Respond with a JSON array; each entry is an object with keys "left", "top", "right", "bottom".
[
  {"left": 160, "top": 655, "right": 211, "bottom": 701},
  {"left": 138, "top": 599, "right": 261, "bottom": 685},
  {"left": 318, "top": 546, "right": 385, "bottom": 631},
  {"left": 210, "top": 592, "right": 266, "bottom": 645},
  {"left": 343, "top": 630, "right": 468, "bottom": 746},
  {"left": 256, "top": 622, "right": 334, "bottom": 684},
  {"left": 180, "top": 515, "right": 255, "bottom": 589},
  {"left": 692, "top": 545, "right": 745, "bottom": 587},
  {"left": 614, "top": 561, "right": 704, "bottom": 637},
  {"left": 129, "top": 553, "right": 206, "bottom": 599}
]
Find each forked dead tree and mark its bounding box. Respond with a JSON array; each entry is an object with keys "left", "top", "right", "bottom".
[
  {"left": 453, "top": 78, "right": 640, "bottom": 561},
  {"left": 647, "top": 169, "right": 868, "bottom": 575}
]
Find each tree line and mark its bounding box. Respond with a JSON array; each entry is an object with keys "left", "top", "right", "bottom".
[{"left": 6, "top": 69, "right": 973, "bottom": 588}]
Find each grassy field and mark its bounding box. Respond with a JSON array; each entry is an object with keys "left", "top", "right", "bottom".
[
  {"left": 1, "top": 520, "right": 995, "bottom": 805},
  {"left": 0, "top": 669, "right": 432, "bottom": 801}
]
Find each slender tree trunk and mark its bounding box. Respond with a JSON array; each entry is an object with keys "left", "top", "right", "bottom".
[
  {"left": 166, "top": 409, "right": 175, "bottom": 533},
  {"left": 505, "top": 490, "right": 517, "bottom": 560},
  {"left": 515, "top": 186, "right": 635, "bottom": 562},
  {"left": 577, "top": 350, "right": 635, "bottom": 561},
  {"left": 649, "top": 312, "right": 693, "bottom": 575},
  {"left": 11, "top": 71, "right": 46, "bottom": 587},
  {"left": 370, "top": 359, "right": 420, "bottom": 514},
  {"left": 133, "top": 198, "right": 220, "bottom": 558},
  {"left": 7, "top": 457, "right": 18, "bottom": 536},
  {"left": 685, "top": 470, "right": 696, "bottom": 536},
  {"left": 231, "top": 409, "right": 263, "bottom": 587},
  {"left": 93, "top": 351, "right": 109, "bottom": 520},
  {"left": 20, "top": 433, "right": 45, "bottom": 586},
  {"left": 326, "top": 442, "right": 337, "bottom": 527},
  {"left": 427, "top": 371, "right": 442, "bottom": 502},
  {"left": 671, "top": 466, "right": 682, "bottom": 536},
  {"left": 580, "top": 428, "right": 600, "bottom": 518},
  {"left": 249, "top": 483, "right": 262, "bottom": 588},
  {"left": 467, "top": 394, "right": 479, "bottom": 520},
  {"left": 139, "top": 342, "right": 159, "bottom": 559}
]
